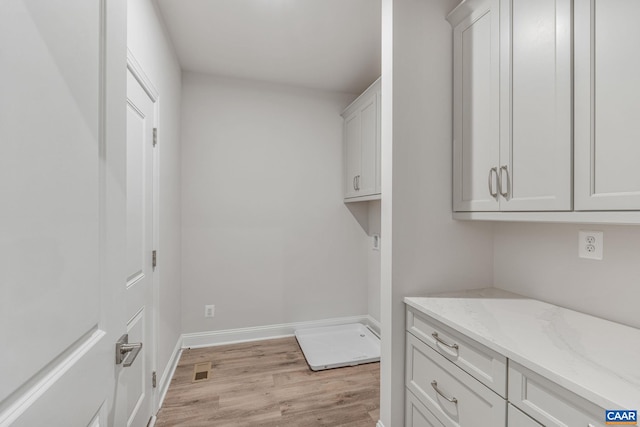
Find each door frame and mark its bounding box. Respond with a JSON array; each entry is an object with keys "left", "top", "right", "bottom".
[{"left": 126, "top": 50, "right": 161, "bottom": 415}]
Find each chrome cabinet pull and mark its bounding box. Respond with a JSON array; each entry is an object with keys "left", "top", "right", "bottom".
[
  {"left": 431, "top": 380, "right": 458, "bottom": 404},
  {"left": 432, "top": 332, "right": 459, "bottom": 350},
  {"left": 353, "top": 176, "right": 357, "bottom": 191},
  {"left": 115, "top": 334, "right": 143, "bottom": 367},
  {"left": 356, "top": 175, "right": 361, "bottom": 191},
  {"left": 488, "top": 167, "right": 498, "bottom": 199},
  {"left": 499, "top": 165, "right": 510, "bottom": 198}
]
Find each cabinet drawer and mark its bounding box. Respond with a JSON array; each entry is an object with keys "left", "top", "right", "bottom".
[
  {"left": 508, "top": 403, "right": 542, "bottom": 426},
  {"left": 406, "top": 333, "right": 507, "bottom": 427},
  {"left": 406, "top": 389, "right": 446, "bottom": 427},
  {"left": 509, "top": 362, "right": 605, "bottom": 427},
  {"left": 407, "top": 307, "right": 507, "bottom": 396}
]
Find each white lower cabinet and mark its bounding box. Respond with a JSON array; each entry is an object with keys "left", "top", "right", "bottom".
[
  {"left": 406, "top": 333, "right": 507, "bottom": 427},
  {"left": 406, "top": 389, "right": 446, "bottom": 427},
  {"left": 405, "top": 307, "right": 609, "bottom": 427},
  {"left": 508, "top": 404, "right": 542, "bottom": 427},
  {"left": 406, "top": 307, "right": 507, "bottom": 396},
  {"left": 509, "top": 362, "right": 605, "bottom": 427}
]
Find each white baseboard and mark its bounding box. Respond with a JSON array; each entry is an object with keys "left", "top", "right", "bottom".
[
  {"left": 156, "top": 335, "right": 183, "bottom": 411},
  {"left": 376, "top": 421, "right": 385, "bottom": 427},
  {"left": 182, "top": 315, "right": 380, "bottom": 349},
  {"left": 367, "top": 315, "right": 381, "bottom": 336}
]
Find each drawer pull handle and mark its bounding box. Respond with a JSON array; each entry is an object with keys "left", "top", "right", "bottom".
[
  {"left": 432, "top": 332, "right": 459, "bottom": 350},
  {"left": 431, "top": 380, "right": 458, "bottom": 404}
]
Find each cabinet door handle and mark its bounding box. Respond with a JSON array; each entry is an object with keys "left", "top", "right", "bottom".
[
  {"left": 353, "top": 176, "right": 357, "bottom": 191},
  {"left": 431, "top": 381, "right": 458, "bottom": 404},
  {"left": 432, "top": 332, "right": 459, "bottom": 350},
  {"left": 356, "top": 175, "right": 361, "bottom": 191},
  {"left": 499, "top": 165, "right": 510, "bottom": 198},
  {"left": 488, "top": 167, "right": 498, "bottom": 199}
]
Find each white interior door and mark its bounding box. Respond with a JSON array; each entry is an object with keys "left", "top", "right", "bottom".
[
  {"left": 0, "top": 0, "right": 127, "bottom": 426},
  {"left": 125, "top": 69, "right": 156, "bottom": 427}
]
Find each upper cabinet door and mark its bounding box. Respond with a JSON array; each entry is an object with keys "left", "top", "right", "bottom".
[
  {"left": 500, "top": 0, "right": 572, "bottom": 211},
  {"left": 575, "top": 0, "right": 640, "bottom": 210},
  {"left": 450, "top": 0, "right": 501, "bottom": 212},
  {"left": 344, "top": 110, "right": 362, "bottom": 199},
  {"left": 359, "top": 93, "right": 378, "bottom": 196}
]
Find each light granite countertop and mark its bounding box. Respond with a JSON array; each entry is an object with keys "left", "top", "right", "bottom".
[{"left": 404, "top": 288, "right": 640, "bottom": 411}]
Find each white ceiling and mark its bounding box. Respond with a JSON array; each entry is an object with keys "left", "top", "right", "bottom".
[{"left": 155, "top": 0, "right": 381, "bottom": 94}]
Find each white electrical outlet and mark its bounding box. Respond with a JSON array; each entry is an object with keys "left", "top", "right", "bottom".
[
  {"left": 205, "top": 304, "right": 215, "bottom": 318},
  {"left": 578, "top": 231, "right": 603, "bottom": 260}
]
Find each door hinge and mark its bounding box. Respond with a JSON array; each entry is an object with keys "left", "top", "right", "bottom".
[
  {"left": 152, "top": 250, "right": 157, "bottom": 269},
  {"left": 152, "top": 371, "right": 157, "bottom": 388},
  {"left": 153, "top": 127, "right": 158, "bottom": 147}
]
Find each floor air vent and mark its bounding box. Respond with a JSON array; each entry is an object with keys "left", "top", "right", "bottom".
[{"left": 192, "top": 362, "right": 211, "bottom": 383}]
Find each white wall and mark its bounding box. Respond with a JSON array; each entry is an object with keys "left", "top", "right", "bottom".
[
  {"left": 180, "top": 72, "right": 371, "bottom": 333},
  {"left": 368, "top": 201, "right": 381, "bottom": 322},
  {"left": 127, "top": 0, "right": 182, "bottom": 387},
  {"left": 494, "top": 223, "right": 640, "bottom": 329},
  {"left": 379, "top": 0, "right": 495, "bottom": 425}
]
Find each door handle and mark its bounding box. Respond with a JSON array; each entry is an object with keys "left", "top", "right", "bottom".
[
  {"left": 116, "top": 334, "right": 143, "bottom": 367},
  {"left": 499, "top": 165, "right": 510, "bottom": 198},
  {"left": 353, "top": 176, "right": 357, "bottom": 191},
  {"left": 488, "top": 167, "right": 498, "bottom": 199}
]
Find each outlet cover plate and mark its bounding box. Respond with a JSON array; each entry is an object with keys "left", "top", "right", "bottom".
[
  {"left": 205, "top": 305, "right": 215, "bottom": 318},
  {"left": 578, "top": 231, "right": 603, "bottom": 260}
]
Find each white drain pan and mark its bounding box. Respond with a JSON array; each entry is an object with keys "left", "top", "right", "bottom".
[{"left": 295, "top": 323, "right": 380, "bottom": 371}]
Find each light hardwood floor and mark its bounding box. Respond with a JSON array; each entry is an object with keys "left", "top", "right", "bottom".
[{"left": 155, "top": 337, "right": 380, "bottom": 427}]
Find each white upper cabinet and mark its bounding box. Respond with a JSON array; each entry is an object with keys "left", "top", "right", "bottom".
[
  {"left": 451, "top": 0, "right": 501, "bottom": 212},
  {"left": 451, "top": 0, "right": 640, "bottom": 221},
  {"left": 343, "top": 78, "right": 381, "bottom": 201},
  {"left": 502, "top": 0, "right": 572, "bottom": 211},
  {"left": 574, "top": 0, "right": 640, "bottom": 210},
  {"left": 449, "top": 0, "right": 572, "bottom": 212}
]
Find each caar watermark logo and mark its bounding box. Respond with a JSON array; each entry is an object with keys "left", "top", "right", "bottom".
[{"left": 606, "top": 410, "right": 637, "bottom": 425}]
